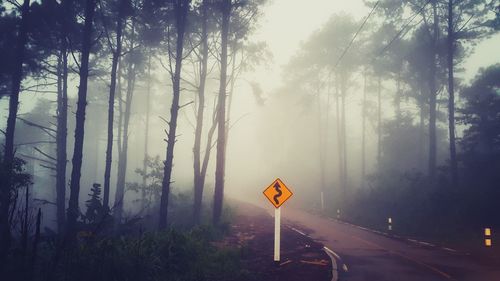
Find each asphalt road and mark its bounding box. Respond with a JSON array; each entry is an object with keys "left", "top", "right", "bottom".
[{"left": 281, "top": 208, "right": 500, "bottom": 281}]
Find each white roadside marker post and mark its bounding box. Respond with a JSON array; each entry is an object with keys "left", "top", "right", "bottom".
[
  {"left": 388, "top": 217, "right": 392, "bottom": 231},
  {"left": 274, "top": 207, "right": 281, "bottom": 262}
]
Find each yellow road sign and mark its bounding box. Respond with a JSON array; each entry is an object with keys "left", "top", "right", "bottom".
[{"left": 263, "top": 178, "right": 293, "bottom": 208}]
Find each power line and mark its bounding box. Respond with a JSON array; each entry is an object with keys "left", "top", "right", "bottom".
[
  {"left": 377, "top": 0, "right": 431, "bottom": 58},
  {"left": 344, "top": 1, "right": 432, "bottom": 92},
  {"left": 333, "top": 1, "right": 380, "bottom": 70}
]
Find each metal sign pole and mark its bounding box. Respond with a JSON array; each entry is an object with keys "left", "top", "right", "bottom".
[{"left": 274, "top": 207, "right": 281, "bottom": 262}]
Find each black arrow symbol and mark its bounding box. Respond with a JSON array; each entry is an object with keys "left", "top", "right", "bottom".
[{"left": 273, "top": 182, "right": 282, "bottom": 205}]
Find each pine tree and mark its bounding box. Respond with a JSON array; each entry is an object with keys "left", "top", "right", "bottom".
[{"left": 83, "top": 183, "right": 104, "bottom": 224}]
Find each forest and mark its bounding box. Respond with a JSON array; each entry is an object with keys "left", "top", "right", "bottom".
[{"left": 0, "top": 0, "right": 499, "bottom": 280}]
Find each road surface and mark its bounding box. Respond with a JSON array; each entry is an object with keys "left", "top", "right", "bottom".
[{"left": 281, "top": 208, "right": 500, "bottom": 281}]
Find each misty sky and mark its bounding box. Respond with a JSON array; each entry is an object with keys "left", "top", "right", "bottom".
[{"left": 250, "top": 0, "right": 500, "bottom": 92}]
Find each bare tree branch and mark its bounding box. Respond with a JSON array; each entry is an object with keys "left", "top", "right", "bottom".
[
  {"left": 39, "top": 164, "right": 57, "bottom": 171},
  {"left": 18, "top": 153, "right": 56, "bottom": 166},
  {"left": 179, "top": 101, "right": 194, "bottom": 109},
  {"left": 17, "top": 117, "right": 56, "bottom": 139},
  {"left": 15, "top": 141, "right": 56, "bottom": 146},
  {"left": 33, "top": 147, "right": 56, "bottom": 161}
]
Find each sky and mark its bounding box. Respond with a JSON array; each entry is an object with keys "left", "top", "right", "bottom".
[
  {"left": 249, "top": 0, "right": 500, "bottom": 92},
  {"left": 249, "top": 0, "right": 369, "bottom": 91}
]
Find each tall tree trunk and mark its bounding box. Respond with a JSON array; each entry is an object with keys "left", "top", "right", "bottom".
[
  {"left": 103, "top": 6, "right": 124, "bottom": 210},
  {"left": 395, "top": 65, "right": 402, "bottom": 122},
  {"left": 158, "top": 0, "right": 189, "bottom": 230},
  {"left": 213, "top": 0, "right": 231, "bottom": 225},
  {"left": 142, "top": 53, "right": 152, "bottom": 210},
  {"left": 21, "top": 186, "right": 29, "bottom": 256},
  {"left": 335, "top": 72, "right": 343, "bottom": 199},
  {"left": 224, "top": 47, "right": 238, "bottom": 147},
  {"left": 193, "top": 0, "right": 209, "bottom": 224},
  {"left": 198, "top": 103, "right": 219, "bottom": 212},
  {"left": 67, "top": 0, "right": 95, "bottom": 240},
  {"left": 115, "top": 21, "right": 136, "bottom": 222},
  {"left": 340, "top": 73, "right": 347, "bottom": 199},
  {"left": 0, "top": 0, "right": 30, "bottom": 259},
  {"left": 377, "top": 76, "right": 382, "bottom": 168},
  {"left": 361, "top": 70, "right": 367, "bottom": 183},
  {"left": 447, "top": 0, "right": 458, "bottom": 187},
  {"left": 317, "top": 83, "right": 327, "bottom": 210},
  {"left": 56, "top": 40, "right": 68, "bottom": 233},
  {"left": 419, "top": 91, "right": 426, "bottom": 172},
  {"left": 324, "top": 76, "right": 331, "bottom": 199},
  {"left": 29, "top": 208, "right": 41, "bottom": 281},
  {"left": 117, "top": 62, "right": 123, "bottom": 158},
  {"left": 428, "top": 0, "right": 439, "bottom": 180}
]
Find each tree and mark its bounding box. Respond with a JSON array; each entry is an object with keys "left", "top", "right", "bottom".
[
  {"left": 82, "top": 183, "right": 105, "bottom": 224},
  {"left": 192, "top": 0, "right": 211, "bottom": 224},
  {"left": 458, "top": 64, "right": 500, "bottom": 225},
  {"left": 192, "top": 0, "right": 268, "bottom": 224},
  {"left": 103, "top": 0, "right": 128, "bottom": 211},
  {"left": 372, "top": 0, "right": 442, "bottom": 180},
  {"left": 128, "top": 155, "right": 164, "bottom": 211},
  {"left": 404, "top": 27, "right": 433, "bottom": 172},
  {"left": 54, "top": 0, "right": 76, "bottom": 234},
  {"left": 368, "top": 23, "right": 409, "bottom": 170},
  {"left": 0, "top": 0, "right": 30, "bottom": 260},
  {"left": 213, "top": 0, "right": 231, "bottom": 225},
  {"left": 323, "top": 15, "right": 362, "bottom": 200},
  {"left": 459, "top": 64, "right": 500, "bottom": 175},
  {"left": 115, "top": 13, "right": 142, "bottom": 223},
  {"left": 158, "top": 0, "right": 191, "bottom": 230},
  {"left": 142, "top": 52, "right": 153, "bottom": 210},
  {"left": 445, "top": 0, "right": 497, "bottom": 187},
  {"left": 417, "top": 0, "right": 441, "bottom": 180},
  {"left": 67, "top": 0, "right": 96, "bottom": 240},
  {"left": 447, "top": 0, "right": 457, "bottom": 187},
  {"left": 361, "top": 69, "right": 367, "bottom": 182},
  {"left": 373, "top": 0, "right": 497, "bottom": 184},
  {"left": 55, "top": 16, "right": 69, "bottom": 234}
]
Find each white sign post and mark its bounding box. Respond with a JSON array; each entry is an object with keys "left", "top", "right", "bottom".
[
  {"left": 274, "top": 207, "right": 281, "bottom": 262},
  {"left": 263, "top": 178, "right": 293, "bottom": 263}
]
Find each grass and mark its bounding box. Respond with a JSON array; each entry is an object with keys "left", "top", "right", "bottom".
[
  {"left": 3, "top": 194, "right": 248, "bottom": 281},
  {"left": 16, "top": 225, "right": 247, "bottom": 281}
]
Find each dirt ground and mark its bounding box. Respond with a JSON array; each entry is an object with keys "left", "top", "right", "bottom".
[{"left": 220, "top": 202, "right": 333, "bottom": 281}]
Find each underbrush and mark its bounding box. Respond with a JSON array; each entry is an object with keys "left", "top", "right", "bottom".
[
  {"left": 5, "top": 225, "right": 246, "bottom": 281},
  {"left": 3, "top": 184, "right": 243, "bottom": 281}
]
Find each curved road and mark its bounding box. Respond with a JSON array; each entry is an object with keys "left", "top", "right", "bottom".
[{"left": 281, "top": 208, "right": 500, "bottom": 281}]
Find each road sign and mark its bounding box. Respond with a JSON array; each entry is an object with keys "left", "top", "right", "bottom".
[
  {"left": 263, "top": 178, "right": 293, "bottom": 263},
  {"left": 263, "top": 178, "right": 293, "bottom": 208}
]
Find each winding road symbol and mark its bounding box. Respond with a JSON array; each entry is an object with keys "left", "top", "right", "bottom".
[
  {"left": 273, "top": 182, "right": 282, "bottom": 205},
  {"left": 263, "top": 178, "right": 293, "bottom": 208}
]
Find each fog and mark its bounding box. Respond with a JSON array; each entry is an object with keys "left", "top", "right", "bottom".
[
  {"left": 1, "top": 0, "right": 499, "bottom": 234},
  {"left": 2, "top": 1, "right": 500, "bottom": 279}
]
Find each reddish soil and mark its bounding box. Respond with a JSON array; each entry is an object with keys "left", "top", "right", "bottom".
[{"left": 222, "top": 202, "right": 332, "bottom": 281}]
